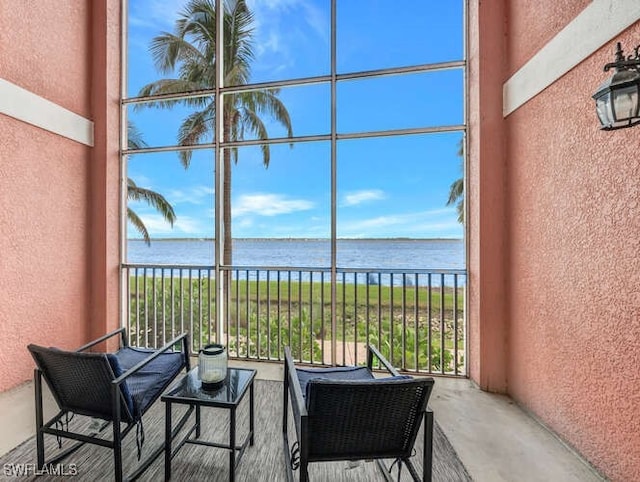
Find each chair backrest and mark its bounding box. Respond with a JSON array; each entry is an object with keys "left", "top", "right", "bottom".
[
  {"left": 28, "top": 344, "right": 134, "bottom": 422},
  {"left": 305, "top": 377, "right": 434, "bottom": 461}
]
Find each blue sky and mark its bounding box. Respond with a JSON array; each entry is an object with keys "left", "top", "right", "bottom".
[{"left": 126, "top": 0, "right": 464, "bottom": 240}]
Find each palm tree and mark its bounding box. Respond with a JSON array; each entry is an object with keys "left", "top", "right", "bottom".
[
  {"left": 127, "top": 122, "right": 176, "bottom": 245},
  {"left": 447, "top": 140, "right": 464, "bottom": 224},
  {"left": 137, "top": 0, "right": 293, "bottom": 265}
]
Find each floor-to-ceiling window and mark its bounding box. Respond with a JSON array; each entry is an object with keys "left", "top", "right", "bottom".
[{"left": 122, "top": 0, "right": 466, "bottom": 374}]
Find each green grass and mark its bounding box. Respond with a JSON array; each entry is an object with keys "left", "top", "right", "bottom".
[{"left": 129, "top": 277, "right": 464, "bottom": 310}]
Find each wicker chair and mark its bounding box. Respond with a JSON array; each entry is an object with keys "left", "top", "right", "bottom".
[
  {"left": 283, "top": 345, "right": 435, "bottom": 482},
  {"left": 27, "top": 328, "right": 191, "bottom": 482}
]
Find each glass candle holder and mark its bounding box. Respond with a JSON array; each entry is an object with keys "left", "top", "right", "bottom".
[{"left": 198, "top": 343, "right": 227, "bottom": 389}]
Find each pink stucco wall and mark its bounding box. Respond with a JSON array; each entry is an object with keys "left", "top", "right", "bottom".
[
  {"left": 505, "top": 21, "right": 640, "bottom": 482},
  {"left": 505, "top": 0, "right": 591, "bottom": 77},
  {"left": 89, "top": 0, "right": 123, "bottom": 344},
  {"left": 0, "top": 1, "right": 121, "bottom": 391},
  {"left": 0, "top": 1, "right": 91, "bottom": 117},
  {"left": 467, "top": 0, "right": 509, "bottom": 391},
  {"left": 0, "top": 118, "right": 91, "bottom": 390}
]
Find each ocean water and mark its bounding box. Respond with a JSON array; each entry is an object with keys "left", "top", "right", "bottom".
[{"left": 127, "top": 238, "right": 464, "bottom": 271}]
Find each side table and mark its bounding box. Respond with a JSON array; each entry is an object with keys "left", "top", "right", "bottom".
[{"left": 162, "top": 367, "right": 256, "bottom": 481}]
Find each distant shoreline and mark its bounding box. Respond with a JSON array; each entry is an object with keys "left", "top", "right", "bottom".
[{"left": 127, "top": 237, "right": 463, "bottom": 242}]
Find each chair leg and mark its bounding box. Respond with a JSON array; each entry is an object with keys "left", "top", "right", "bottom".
[
  {"left": 424, "top": 410, "right": 434, "bottom": 482},
  {"left": 112, "top": 388, "right": 123, "bottom": 482},
  {"left": 299, "top": 458, "right": 309, "bottom": 482},
  {"left": 34, "top": 370, "right": 45, "bottom": 469},
  {"left": 282, "top": 434, "right": 295, "bottom": 482},
  {"left": 112, "top": 424, "right": 123, "bottom": 482},
  {"left": 298, "top": 418, "right": 310, "bottom": 482},
  {"left": 404, "top": 458, "right": 422, "bottom": 482},
  {"left": 283, "top": 362, "right": 289, "bottom": 434},
  {"left": 374, "top": 459, "right": 395, "bottom": 481},
  {"left": 282, "top": 366, "right": 294, "bottom": 482}
]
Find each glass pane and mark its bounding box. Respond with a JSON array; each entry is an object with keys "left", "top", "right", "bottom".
[
  {"left": 337, "top": 69, "right": 464, "bottom": 134},
  {"left": 595, "top": 96, "right": 611, "bottom": 127},
  {"left": 127, "top": 0, "right": 198, "bottom": 97},
  {"left": 227, "top": 0, "right": 330, "bottom": 85},
  {"left": 128, "top": 0, "right": 330, "bottom": 95},
  {"left": 337, "top": 0, "right": 464, "bottom": 74},
  {"left": 127, "top": 149, "right": 215, "bottom": 264},
  {"left": 229, "top": 141, "right": 331, "bottom": 266},
  {"left": 223, "top": 83, "right": 330, "bottom": 142},
  {"left": 612, "top": 85, "right": 639, "bottom": 121},
  {"left": 337, "top": 133, "right": 464, "bottom": 269},
  {"left": 127, "top": 97, "right": 215, "bottom": 149}
]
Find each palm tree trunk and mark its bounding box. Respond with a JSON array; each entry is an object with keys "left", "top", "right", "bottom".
[
  {"left": 221, "top": 121, "right": 233, "bottom": 344},
  {"left": 223, "top": 149, "right": 232, "bottom": 266}
]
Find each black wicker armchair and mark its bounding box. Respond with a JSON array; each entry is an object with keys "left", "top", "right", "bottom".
[
  {"left": 283, "top": 345, "right": 435, "bottom": 482},
  {"left": 27, "top": 328, "right": 191, "bottom": 482}
]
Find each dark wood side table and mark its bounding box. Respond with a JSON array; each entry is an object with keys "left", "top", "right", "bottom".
[{"left": 162, "top": 367, "right": 256, "bottom": 482}]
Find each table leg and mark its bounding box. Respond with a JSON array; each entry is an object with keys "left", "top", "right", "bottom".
[
  {"left": 229, "top": 408, "right": 236, "bottom": 482},
  {"left": 249, "top": 381, "right": 255, "bottom": 446},
  {"left": 165, "top": 401, "right": 172, "bottom": 481}
]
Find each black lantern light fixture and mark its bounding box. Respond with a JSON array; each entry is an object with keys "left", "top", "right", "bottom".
[{"left": 593, "top": 42, "right": 640, "bottom": 130}]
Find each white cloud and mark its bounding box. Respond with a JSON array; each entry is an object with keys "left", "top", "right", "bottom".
[
  {"left": 339, "top": 208, "right": 462, "bottom": 238},
  {"left": 232, "top": 193, "right": 314, "bottom": 217},
  {"left": 127, "top": 174, "right": 154, "bottom": 189},
  {"left": 166, "top": 185, "right": 214, "bottom": 205},
  {"left": 130, "top": 213, "right": 211, "bottom": 237},
  {"left": 342, "top": 190, "right": 386, "bottom": 207},
  {"left": 247, "top": 0, "right": 329, "bottom": 68}
]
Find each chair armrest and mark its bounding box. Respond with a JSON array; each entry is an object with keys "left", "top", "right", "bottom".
[
  {"left": 112, "top": 332, "right": 189, "bottom": 387},
  {"left": 367, "top": 345, "right": 400, "bottom": 376},
  {"left": 76, "top": 327, "right": 127, "bottom": 352},
  {"left": 284, "top": 346, "right": 307, "bottom": 421}
]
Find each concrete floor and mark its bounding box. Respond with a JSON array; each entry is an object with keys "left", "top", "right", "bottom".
[{"left": 0, "top": 360, "right": 605, "bottom": 482}]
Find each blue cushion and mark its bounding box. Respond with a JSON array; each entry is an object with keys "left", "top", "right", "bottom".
[
  {"left": 296, "top": 366, "right": 374, "bottom": 400},
  {"left": 106, "top": 354, "right": 135, "bottom": 417},
  {"left": 296, "top": 366, "right": 413, "bottom": 401},
  {"left": 113, "top": 347, "right": 185, "bottom": 417}
]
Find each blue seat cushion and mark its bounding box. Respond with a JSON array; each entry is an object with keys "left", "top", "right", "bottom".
[
  {"left": 296, "top": 365, "right": 414, "bottom": 403},
  {"left": 112, "top": 347, "right": 185, "bottom": 418},
  {"left": 105, "top": 353, "right": 135, "bottom": 417},
  {"left": 296, "top": 366, "right": 375, "bottom": 400}
]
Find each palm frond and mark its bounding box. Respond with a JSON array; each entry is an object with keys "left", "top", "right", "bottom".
[
  {"left": 248, "top": 90, "right": 293, "bottom": 137},
  {"left": 128, "top": 179, "right": 177, "bottom": 225},
  {"left": 224, "top": 0, "right": 254, "bottom": 85},
  {"left": 136, "top": 79, "right": 209, "bottom": 109},
  {"left": 447, "top": 139, "right": 465, "bottom": 224},
  {"left": 176, "top": 106, "right": 215, "bottom": 168},
  {"left": 447, "top": 178, "right": 463, "bottom": 206},
  {"left": 239, "top": 107, "right": 270, "bottom": 166},
  {"left": 127, "top": 207, "right": 151, "bottom": 245},
  {"left": 127, "top": 121, "right": 148, "bottom": 150}
]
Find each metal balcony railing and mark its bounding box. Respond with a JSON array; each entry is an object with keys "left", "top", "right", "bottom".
[{"left": 123, "top": 264, "right": 466, "bottom": 376}]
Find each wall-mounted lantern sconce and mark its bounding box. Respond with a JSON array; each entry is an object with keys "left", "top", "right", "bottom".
[{"left": 593, "top": 42, "right": 640, "bottom": 130}]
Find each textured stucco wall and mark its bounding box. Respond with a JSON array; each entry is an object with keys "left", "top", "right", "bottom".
[
  {"left": 0, "top": 1, "right": 91, "bottom": 117},
  {"left": 504, "top": 8, "right": 640, "bottom": 482},
  {"left": 0, "top": 1, "right": 121, "bottom": 391},
  {"left": 0, "top": 118, "right": 90, "bottom": 390},
  {"left": 89, "top": 0, "right": 123, "bottom": 344},
  {"left": 467, "top": 0, "right": 509, "bottom": 391},
  {"left": 505, "top": 0, "right": 591, "bottom": 77}
]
